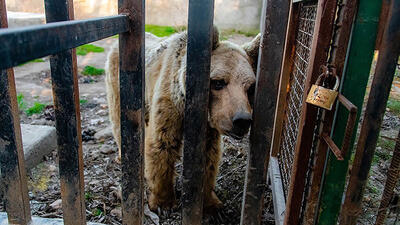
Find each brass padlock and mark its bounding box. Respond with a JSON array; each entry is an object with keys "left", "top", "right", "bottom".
[{"left": 306, "top": 74, "right": 339, "bottom": 110}]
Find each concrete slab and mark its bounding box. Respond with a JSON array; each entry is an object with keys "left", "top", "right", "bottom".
[
  {"left": 0, "top": 212, "right": 105, "bottom": 225},
  {"left": 21, "top": 124, "right": 57, "bottom": 170},
  {"left": 0, "top": 124, "right": 57, "bottom": 210},
  {"left": 6, "top": 11, "right": 45, "bottom": 28}
]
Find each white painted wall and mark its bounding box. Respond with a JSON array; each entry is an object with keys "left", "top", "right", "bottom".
[{"left": 5, "top": 0, "right": 261, "bottom": 30}]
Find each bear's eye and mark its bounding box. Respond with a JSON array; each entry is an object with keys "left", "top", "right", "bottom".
[
  {"left": 211, "top": 79, "right": 227, "bottom": 90},
  {"left": 247, "top": 83, "right": 255, "bottom": 106}
]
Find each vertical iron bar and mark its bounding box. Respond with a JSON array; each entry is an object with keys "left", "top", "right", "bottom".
[
  {"left": 182, "top": 0, "right": 214, "bottom": 224},
  {"left": 339, "top": 0, "right": 400, "bottom": 223},
  {"left": 271, "top": 3, "right": 300, "bottom": 158},
  {"left": 0, "top": 1, "right": 32, "bottom": 224},
  {"left": 118, "top": 0, "right": 145, "bottom": 224},
  {"left": 44, "top": 0, "right": 86, "bottom": 224},
  {"left": 240, "top": 0, "right": 290, "bottom": 224},
  {"left": 375, "top": 0, "right": 390, "bottom": 50},
  {"left": 375, "top": 129, "right": 400, "bottom": 225},
  {"left": 284, "top": 1, "right": 338, "bottom": 224}
]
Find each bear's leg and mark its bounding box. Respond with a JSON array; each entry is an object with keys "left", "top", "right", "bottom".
[
  {"left": 145, "top": 98, "right": 183, "bottom": 211},
  {"left": 203, "top": 126, "right": 223, "bottom": 211}
]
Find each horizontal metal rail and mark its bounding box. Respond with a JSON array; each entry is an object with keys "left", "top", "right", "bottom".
[{"left": 0, "top": 15, "right": 128, "bottom": 70}]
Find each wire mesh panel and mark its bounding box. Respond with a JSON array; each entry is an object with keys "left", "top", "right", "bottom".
[{"left": 277, "top": 2, "right": 318, "bottom": 198}]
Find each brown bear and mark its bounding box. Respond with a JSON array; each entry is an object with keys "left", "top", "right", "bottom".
[{"left": 105, "top": 27, "right": 260, "bottom": 211}]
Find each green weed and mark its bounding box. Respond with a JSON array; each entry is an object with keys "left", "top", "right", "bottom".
[
  {"left": 26, "top": 102, "right": 46, "bottom": 116},
  {"left": 80, "top": 99, "right": 88, "bottom": 104},
  {"left": 85, "top": 192, "right": 93, "bottom": 200},
  {"left": 93, "top": 208, "right": 103, "bottom": 217},
  {"left": 18, "top": 58, "right": 45, "bottom": 66},
  {"left": 387, "top": 98, "right": 400, "bottom": 116},
  {"left": 76, "top": 44, "right": 105, "bottom": 56},
  {"left": 145, "top": 24, "right": 177, "bottom": 37},
  {"left": 17, "top": 93, "right": 26, "bottom": 110},
  {"left": 82, "top": 66, "right": 105, "bottom": 76}
]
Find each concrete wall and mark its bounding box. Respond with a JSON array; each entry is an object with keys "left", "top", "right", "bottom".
[{"left": 5, "top": 0, "right": 261, "bottom": 30}]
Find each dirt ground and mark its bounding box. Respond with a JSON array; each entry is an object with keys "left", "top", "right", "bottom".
[
  {"left": 0, "top": 34, "right": 275, "bottom": 225},
  {"left": 358, "top": 79, "right": 400, "bottom": 224}
]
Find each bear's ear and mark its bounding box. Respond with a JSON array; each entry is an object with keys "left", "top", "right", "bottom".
[
  {"left": 242, "top": 34, "right": 261, "bottom": 72},
  {"left": 212, "top": 25, "right": 220, "bottom": 50}
]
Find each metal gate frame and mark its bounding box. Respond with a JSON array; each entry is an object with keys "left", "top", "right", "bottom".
[
  {"left": 270, "top": 0, "right": 362, "bottom": 224},
  {"left": 270, "top": 0, "right": 338, "bottom": 224}
]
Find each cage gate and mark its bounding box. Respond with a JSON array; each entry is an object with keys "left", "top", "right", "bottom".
[{"left": 270, "top": 0, "right": 359, "bottom": 224}]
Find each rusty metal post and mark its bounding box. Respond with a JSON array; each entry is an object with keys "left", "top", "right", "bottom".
[
  {"left": 118, "top": 0, "right": 145, "bottom": 224},
  {"left": 240, "top": 0, "right": 290, "bottom": 224},
  {"left": 284, "top": 0, "right": 338, "bottom": 224},
  {"left": 271, "top": 4, "right": 300, "bottom": 158},
  {"left": 339, "top": 0, "right": 400, "bottom": 224},
  {"left": 44, "top": 0, "right": 86, "bottom": 224},
  {"left": 375, "top": 0, "right": 390, "bottom": 50},
  {"left": 375, "top": 129, "right": 400, "bottom": 225},
  {"left": 182, "top": 0, "right": 214, "bottom": 224},
  {"left": 0, "top": 1, "right": 32, "bottom": 224}
]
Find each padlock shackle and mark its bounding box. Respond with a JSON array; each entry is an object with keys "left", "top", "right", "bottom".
[
  {"left": 333, "top": 75, "right": 340, "bottom": 91},
  {"left": 315, "top": 73, "right": 340, "bottom": 91}
]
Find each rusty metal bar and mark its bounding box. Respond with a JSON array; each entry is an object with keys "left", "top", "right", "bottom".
[
  {"left": 375, "top": 0, "right": 390, "bottom": 50},
  {"left": 322, "top": 133, "right": 344, "bottom": 161},
  {"left": 0, "top": 1, "right": 31, "bottom": 224},
  {"left": 0, "top": 15, "right": 128, "bottom": 70},
  {"left": 44, "top": 0, "right": 86, "bottom": 224},
  {"left": 339, "top": 0, "right": 400, "bottom": 223},
  {"left": 240, "top": 0, "right": 290, "bottom": 224},
  {"left": 271, "top": 3, "right": 300, "bottom": 158},
  {"left": 375, "top": 129, "right": 400, "bottom": 225},
  {"left": 284, "top": 0, "right": 338, "bottom": 224},
  {"left": 182, "top": 0, "right": 214, "bottom": 224},
  {"left": 337, "top": 94, "right": 357, "bottom": 157},
  {"left": 320, "top": 95, "right": 358, "bottom": 161},
  {"left": 277, "top": 2, "right": 319, "bottom": 199},
  {"left": 118, "top": 0, "right": 145, "bottom": 224}
]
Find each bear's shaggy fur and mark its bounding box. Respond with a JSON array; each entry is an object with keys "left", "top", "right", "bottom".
[{"left": 105, "top": 28, "right": 260, "bottom": 211}]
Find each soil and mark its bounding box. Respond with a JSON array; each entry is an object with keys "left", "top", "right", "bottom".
[
  {"left": 0, "top": 34, "right": 276, "bottom": 225},
  {"left": 358, "top": 109, "right": 400, "bottom": 224}
]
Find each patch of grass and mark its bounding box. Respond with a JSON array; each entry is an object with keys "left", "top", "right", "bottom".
[
  {"left": 371, "top": 155, "right": 379, "bottom": 166},
  {"left": 145, "top": 24, "right": 177, "bottom": 37},
  {"left": 76, "top": 44, "right": 105, "bottom": 56},
  {"left": 17, "top": 93, "right": 26, "bottom": 111},
  {"left": 82, "top": 66, "right": 105, "bottom": 76},
  {"left": 26, "top": 102, "right": 46, "bottom": 116},
  {"left": 378, "top": 138, "right": 396, "bottom": 150},
  {"left": 387, "top": 98, "right": 400, "bottom": 116},
  {"left": 18, "top": 58, "right": 45, "bottom": 66},
  {"left": 80, "top": 99, "right": 88, "bottom": 104},
  {"left": 374, "top": 137, "right": 394, "bottom": 163}
]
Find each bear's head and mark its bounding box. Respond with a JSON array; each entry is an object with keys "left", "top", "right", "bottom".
[{"left": 208, "top": 27, "right": 260, "bottom": 139}]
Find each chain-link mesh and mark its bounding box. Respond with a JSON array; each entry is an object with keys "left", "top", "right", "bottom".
[{"left": 277, "top": 2, "right": 318, "bottom": 198}]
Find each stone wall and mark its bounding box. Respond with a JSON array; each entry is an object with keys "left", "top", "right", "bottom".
[{"left": 5, "top": 0, "right": 261, "bottom": 30}]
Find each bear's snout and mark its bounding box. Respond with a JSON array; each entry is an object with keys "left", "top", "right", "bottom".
[{"left": 230, "top": 111, "right": 252, "bottom": 139}]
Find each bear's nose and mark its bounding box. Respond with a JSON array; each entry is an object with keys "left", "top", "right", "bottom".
[{"left": 232, "top": 111, "right": 252, "bottom": 135}]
